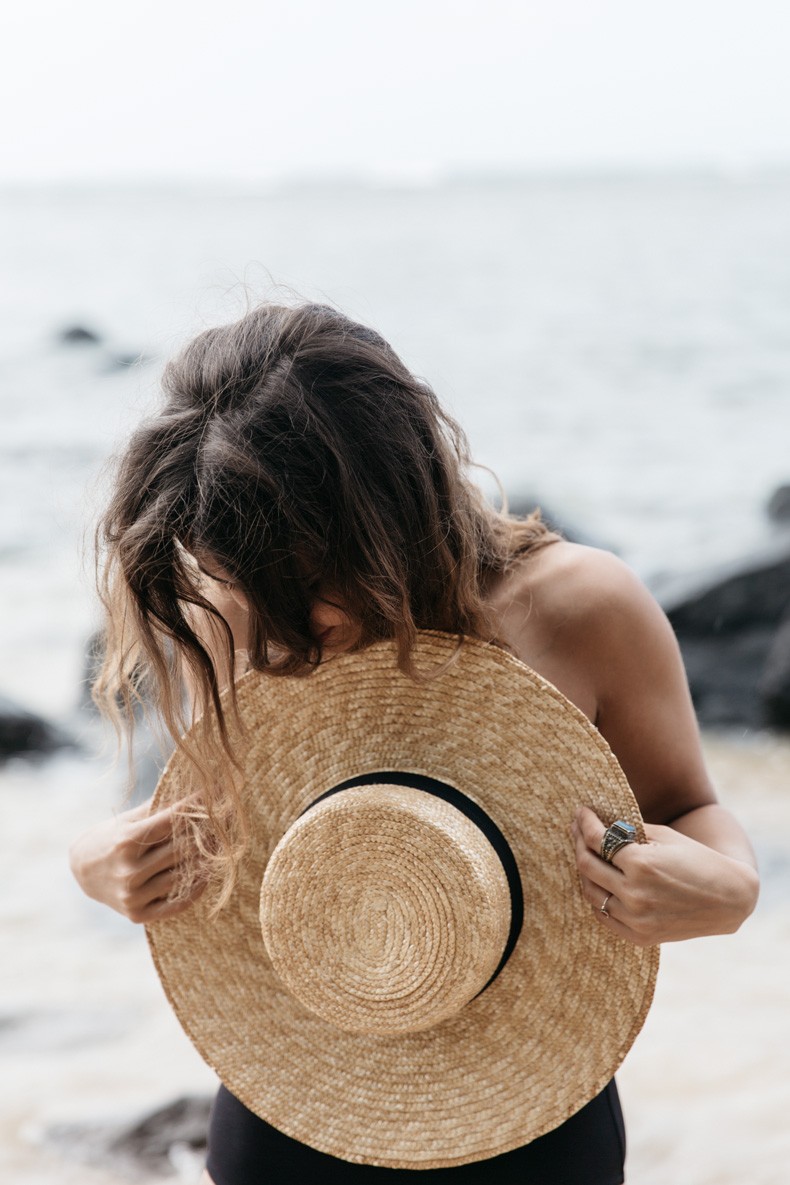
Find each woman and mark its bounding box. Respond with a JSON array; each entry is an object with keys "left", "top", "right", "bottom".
[{"left": 70, "top": 302, "right": 758, "bottom": 1184}]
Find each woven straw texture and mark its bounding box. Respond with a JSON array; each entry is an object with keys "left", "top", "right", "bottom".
[
  {"left": 261, "top": 783, "right": 513, "bottom": 1035},
  {"left": 147, "top": 632, "right": 659, "bottom": 1169}
]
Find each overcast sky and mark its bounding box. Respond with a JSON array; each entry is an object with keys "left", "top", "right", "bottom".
[{"left": 3, "top": 0, "right": 789, "bottom": 182}]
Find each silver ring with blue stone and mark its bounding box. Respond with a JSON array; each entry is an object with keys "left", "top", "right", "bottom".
[{"left": 600, "top": 819, "right": 637, "bottom": 863}]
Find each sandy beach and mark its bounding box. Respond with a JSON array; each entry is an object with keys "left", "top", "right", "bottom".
[
  {"left": 1, "top": 730, "right": 788, "bottom": 1184},
  {"left": 618, "top": 734, "right": 790, "bottom": 1185}
]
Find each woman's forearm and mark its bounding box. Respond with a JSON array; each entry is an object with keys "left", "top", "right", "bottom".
[
  {"left": 668, "top": 802, "right": 760, "bottom": 926},
  {"left": 668, "top": 802, "right": 758, "bottom": 869}
]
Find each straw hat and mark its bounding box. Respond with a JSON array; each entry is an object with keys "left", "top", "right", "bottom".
[{"left": 147, "top": 632, "right": 658, "bottom": 1169}]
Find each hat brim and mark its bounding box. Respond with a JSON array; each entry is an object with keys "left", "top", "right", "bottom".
[{"left": 147, "top": 632, "right": 658, "bottom": 1168}]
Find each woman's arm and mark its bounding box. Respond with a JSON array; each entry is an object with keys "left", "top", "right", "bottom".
[{"left": 561, "top": 547, "right": 759, "bottom": 944}]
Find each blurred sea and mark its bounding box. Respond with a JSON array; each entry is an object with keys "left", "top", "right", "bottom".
[
  {"left": 2, "top": 173, "right": 790, "bottom": 720},
  {"left": 2, "top": 175, "right": 790, "bottom": 1184}
]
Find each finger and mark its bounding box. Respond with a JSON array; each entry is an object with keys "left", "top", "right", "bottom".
[
  {"left": 594, "top": 908, "right": 654, "bottom": 948},
  {"left": 116, "top": 867, "right": 176, "bottom": 923},
  {"left": 127, "top": 798, "right": 194, "bottom": 847},
  {"left": 571, "top": 819, "right": 623, "bottom": 894},
  {"left": 122, "top": 797, "right": 157, "bottom": 822},
  {"left": 123, "top": 861, "right": 208, "bottom": 920},
  {"left": 575, "top": 806, "right": 607, "bottom": 853},
  {"left": 140, "top": 894, "right": 201, "bottom": 923},
  {"left": 578, "top": 872, "right": 618, "bottom": 917},
  {"left": 575, "top": 806, "right": 639, "bottom": 871},
  {"left": 125, "top": 805, "right": 176, "bottom": 847},
  {"left": 137, "top": 876, "right": 207, "bottom": 923},
  {"left": 140, "top": 867, "right": 182, "bottom": 900},
  {"left": 133, "top": 839, "right": 180, "bottom": 883}
]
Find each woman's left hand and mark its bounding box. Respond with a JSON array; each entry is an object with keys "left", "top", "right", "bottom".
[{"left": 571, "top": 806, "right": 759, "bottom": 946}]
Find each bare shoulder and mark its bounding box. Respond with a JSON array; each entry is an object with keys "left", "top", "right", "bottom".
[
  {"left": 515, "top": 540, "right": 681, "bottom": 685},
  {"left": 487, "top": 542, "right": 658, "bottom": 725},
  {"left": 502, "top": 541, "right": 716, "bottom": 821},
  {"left": 505, "top": 540, "right": 657, "bottom": 633}
]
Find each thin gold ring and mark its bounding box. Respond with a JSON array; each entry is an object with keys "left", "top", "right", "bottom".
[{"left": 599, "top": 893, "right": 612, "bottom": 918}]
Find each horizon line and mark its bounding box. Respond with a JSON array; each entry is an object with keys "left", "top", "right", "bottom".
[{"left": 2, "top": 161, "right": 790, "bottom": 193}]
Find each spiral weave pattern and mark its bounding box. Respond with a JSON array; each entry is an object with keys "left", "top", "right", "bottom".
[
  {"left": 261, "top": 784, "right": 512, "bottom": 1034},
  {"left": 147, "top": 632, "right": 659, "bottom": 1168}
]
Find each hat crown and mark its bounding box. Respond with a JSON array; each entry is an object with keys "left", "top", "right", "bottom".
[{"left": 260, "top": 782, "right": 513, "bottom": 1034}]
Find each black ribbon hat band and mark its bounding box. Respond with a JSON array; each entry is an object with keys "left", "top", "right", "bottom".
[{"left": 303, "top": 770, "right": 524, "bottom": 995}]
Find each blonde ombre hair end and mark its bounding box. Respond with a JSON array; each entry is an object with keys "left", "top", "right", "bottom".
[{"left": 94, "top": 302, "right": 558, "bottom": 906}]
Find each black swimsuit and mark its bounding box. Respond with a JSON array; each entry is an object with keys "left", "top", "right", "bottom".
[{"left": 206, "top": 1080, "right": 626, "bottom": 1185}]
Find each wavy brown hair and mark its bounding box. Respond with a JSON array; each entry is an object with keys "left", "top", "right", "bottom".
[{"left": 94, "top": 302, "right": 558, "bottom": 904}]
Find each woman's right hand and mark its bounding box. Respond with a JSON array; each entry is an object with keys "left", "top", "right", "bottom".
[{"left": 69, "top": 798, "right": 204, "bottom": 923}]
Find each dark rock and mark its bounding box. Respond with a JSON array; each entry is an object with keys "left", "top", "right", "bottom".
[
  {"left": 672, "top": 628, "right": 774, "bottom": 727},
  {"left": 0, "top": 693, "right": 74, "bottom": 759},
  {"left": 758, "top": 610, "right": 790, "bottom": 726},
  {"left": 107, "top": 1096, "right": 210, "bottom": 1174},
  {"left": 46, "top": 1095, "right": 211, "bottom": 1180},
  {"left": 663, "top": 551, "right": 790, "bottom": 728},
  {"left": 58, "top": 324, "right": 102, "bottom": 345},
  {"left": 767, "top": 484, "right": 790, "bottom": 523},
  {"left": 665, "top": 555, "right": 790, "bottom": 635}
]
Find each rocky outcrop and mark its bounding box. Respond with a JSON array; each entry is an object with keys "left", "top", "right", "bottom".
[
  {"left": 665, "top": 556, "right": 790, "bottom": 635},
  {"left": 767, "top": 484, "right": 790, "bottom": 524},
  {"left": 57, "top": 324, "right": 102, "bottom": 345},
  {"left": 55, "top": 323, "right": 154, "bottom": 371},
  {"left": 663, "top": 551, "right": 790, "bottom": 728},
  {"left": 46, "top": 1095, "right": 211, "bottom": 1180},
  {"left": 0, "top": 694, "right": 73, "bottom": 760},
  {"left": 106, "top": 1096, "right": 211, "bottom": 1176},
  {"left": 759, "top": 611, "right": 790, "bottom": 725}
]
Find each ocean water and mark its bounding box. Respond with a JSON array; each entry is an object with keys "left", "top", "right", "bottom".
[
  {"left": 2, "top": 174, "right": 790, "bottom": 716},
  {"left": 2, "top": 176, "right": 790, "bottom": 1183}
]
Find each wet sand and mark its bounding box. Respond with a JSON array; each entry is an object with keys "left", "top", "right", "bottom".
[
  {"left": 1, "top": 732, "right": 788, "bottom": 1184},
  {"left": 618, "top": 733, "right": 790, "bottom": 1185}
]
